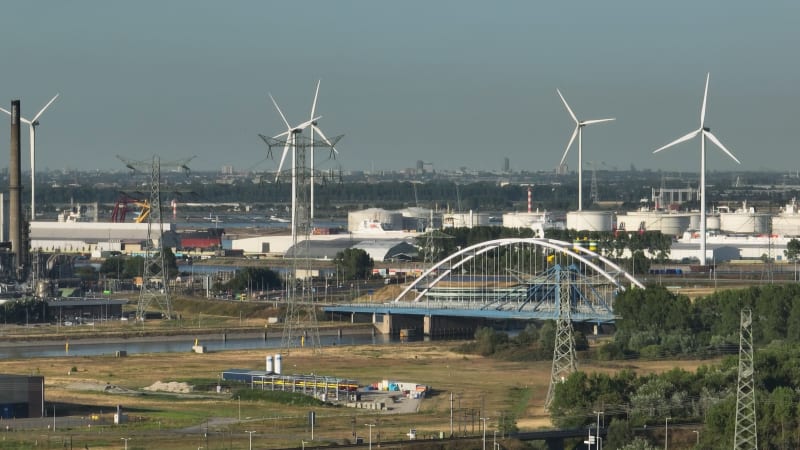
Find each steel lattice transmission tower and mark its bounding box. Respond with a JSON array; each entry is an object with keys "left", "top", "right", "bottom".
[
  {"left": 545, "top": 265, "right": 578, "bottom": 408},
  {"left": 734, "top": 308, "right": 757, "bottom": 450},
  {"left": 117, "top": 155, "right": 194, "bottom": 320},
  {"left": 262, "top": 133, "right": 342, "bottom": 354}
]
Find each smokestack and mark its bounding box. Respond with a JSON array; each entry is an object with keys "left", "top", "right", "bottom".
[{"left": 9, "top": 100, "right": 22, "bottom": 278}]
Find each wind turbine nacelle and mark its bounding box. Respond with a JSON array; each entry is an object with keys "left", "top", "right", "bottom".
[{"left": 702, "top": 127, "right": 711, "bottom": 132}]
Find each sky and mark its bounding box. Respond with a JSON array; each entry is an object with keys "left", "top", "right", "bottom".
[{"left": 1, "top": 1, "right": 799, "bottom": 174}]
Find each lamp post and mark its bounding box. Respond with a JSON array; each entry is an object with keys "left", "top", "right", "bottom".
[
  {"left": 302, "top": 440, "right": 308, "bottom": 450},
  {"left": 480, "top": 417, "right": 489, "bottom": 450},
  {"left": 593, "top": 411, "right": 604, "bottom": 450},
  {"left": 245, "top": 430, "right": 256, "bottom": 450},
  {"left": 365, "top": 423, "right": 376, "bottom": 450},
  {"left": 121, "top": 437, "right": 130, "bottom": 450},
  {"left": 664, "top": 417, "right": 671, "bottom": 450},
  {"left": 693, "top": 430, "right": 699, "bottom": 445}
]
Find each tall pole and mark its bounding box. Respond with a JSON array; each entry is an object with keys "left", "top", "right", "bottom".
[
  {"left": 480, "top": 417, "right": 489, "bottom": 450},
  {"left": 577, "top": 127, "right": 583, "bottom": 211},
  {"left": 664, "top": 417, "right": 671, "bottom": 450},
  {"left": 9, "top": 100, "right": 22, "bottom": 280},
  {"left": 594, "top": 411, "right": 603, "bottom": 450},
  {"left": 245, "top": 430, "right": 255, "bottom": 450},
  {"left": 700, "top": 134, "right": 707, "bottom": 264},
  {"left": 365, "top": 423, "right": 375, "bottom": 450},
  {"left": 450, "top": 392, "right": 454, "bottom": 437},
  {"left": 121, "top": 438, "right": 130, "bottom": 450}
]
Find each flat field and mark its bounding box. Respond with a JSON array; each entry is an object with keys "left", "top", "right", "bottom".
[{"left": 0, "top": 339, "right": 718, "bottom": 450}]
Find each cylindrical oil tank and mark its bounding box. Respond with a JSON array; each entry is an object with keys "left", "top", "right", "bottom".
[
  {"left": 347, "top": 208, "right": 403, "bottom": 232},
  {"left": 398, "top": 207, "right": 435, "bottom": 231},
  {"left": 688, "top": 213, "right": 701, "bottom": 230},
  {"left": 773, "top": 215, "right": 800, "bottom": 237},
  {"left": 266, "top": 355, "right": 274, "bottom": 373},
  {"left": 274, "top": 353, "right": 282, "bottom": 375},
  {"left": 566, "top": 211, "right": 613, "bottom": 232},
  {"left": 442, "top": 211, "right": 490, "bottom": 228},
  {"left": 720, "top": 212, "right": 771, "bottom": 234},
  {"left": 706, "top": 214, "right": 721, "bottom": 230},
  {"left": 616, "top": 211, "right": 689, "bottom": 236},
  {"left": 502, "top": 212, "right": 549, "bottom": 228}
]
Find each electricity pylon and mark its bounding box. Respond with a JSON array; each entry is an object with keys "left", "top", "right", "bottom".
[
  {"left": 734, "top": 308, "right": 757, "bottom": 449},
  {"left": 262, "top": 132, "right": 342, "bottom": 354},
  {"left": 117, "top": 155, "right": 193, "bottom": 320},
  {"left": 546, "top": 265, "right": 577, "bottom": 408}
]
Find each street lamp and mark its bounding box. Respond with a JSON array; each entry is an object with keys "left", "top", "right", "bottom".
[
  {"left": 593, "top": 411, "right": 604, "bottom": 450},
  {"left": 664, "top": 417, "right": 671, "bottom": 450},
  {"left": 365, "top": 423, "right": 376, "bottom": 450},
  {"left": 245, "top": 430, "right": 256, "bottom": 450},
  {"left": 121, "top": 437, "right": 130, "bottom": 450},
  {"left": 480, "top": 417, "right": 489, "bottom": 450},
  {"left": 302, "top": 440, "right": 308, "bottom": 450},
  {"left": 693, "top": 430, "right": 699, "bottom": 445}
]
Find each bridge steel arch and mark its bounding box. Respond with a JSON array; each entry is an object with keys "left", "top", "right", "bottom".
[
  {"left": 395, "top": 237, "right": 643, "bottom": 303},
  {"left": 386, "top": 237, "right": 643, "bottom": 323}
]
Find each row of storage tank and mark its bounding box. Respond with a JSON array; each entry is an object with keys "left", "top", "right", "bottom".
[{"left": 348, "top": 202, "right": 800, "bottom": 237}]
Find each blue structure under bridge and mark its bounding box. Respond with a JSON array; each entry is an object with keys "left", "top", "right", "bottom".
[{"left": 324, "top": 237, "right": 644, "bottom": 337}]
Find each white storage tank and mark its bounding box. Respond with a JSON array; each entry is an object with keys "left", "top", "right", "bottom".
[
  {"left": 772, "top": 198, "right": 800, "bottom": 236},
  {"left": 721, "top": 212, "right": 771, "bottom": 234},
  {"left": 706, "top": 214, "right": 721, "bottom": 230},
  {"left": 442, "top": 211, "right": 490, "bottom": 228},
  {"left": 266, "top": 355, "right": 274, "bottom": 373},
  {"left": 566, "top": 211, "right": 613, "bottom": 232},
  {"left": 274, "top": 353, "right": 282, "bottom": 375},
  {"left": 616, "top": 211, "right": 690, "bottom": 236},
  {"left": 348, "top": 208, "right": 403, "bottom": 232}
]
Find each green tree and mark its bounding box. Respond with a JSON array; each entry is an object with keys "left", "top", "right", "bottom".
[
  {"left": 218, "top": 267, "right": 283, "bottom": 295},
  {"left": 785, "top": 238, "right": 800, "bottom": 261},
  {"left": 605, "top": 418, "right": 634, "bottom": 450},
  {"left": 334, "top": 248, "right": 374, "bottom": 280},
  {"left": 123, "top": 256, "right": 144, "bottom": 279}
]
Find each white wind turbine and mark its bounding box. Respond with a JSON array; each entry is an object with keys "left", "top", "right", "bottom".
[
  {"left": 267, "top": 92, "right": 321, "bottom": 242},
  {"left": 557, "top": 89, "right": 614, "bottom": 211},
  {"left": 653, "top": 73, "right": 740, "bottom": 264},
  {"left": 0, "top": 93, "right": 59, "bottom": 218}
]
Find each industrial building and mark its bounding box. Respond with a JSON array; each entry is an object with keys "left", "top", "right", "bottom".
[{"left": 0, "top": 374, "right": 44, "bottom": 418}]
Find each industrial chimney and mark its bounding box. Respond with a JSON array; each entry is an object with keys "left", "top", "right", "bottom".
[{"left": 9, "top": 100, "right": 23, "bottom": 280}]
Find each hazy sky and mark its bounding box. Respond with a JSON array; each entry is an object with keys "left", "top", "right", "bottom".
[{"left": 1, "top": 1, "right": 798, "bottom": 174}]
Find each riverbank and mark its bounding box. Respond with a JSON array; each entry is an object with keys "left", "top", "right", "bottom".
[{"left": 0, "top": 321, "right": 375, "bottom": 346}]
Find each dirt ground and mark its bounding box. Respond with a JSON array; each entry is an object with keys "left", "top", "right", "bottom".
[{"left": 0, "top": 340, "right": 720, "bottom": 449}]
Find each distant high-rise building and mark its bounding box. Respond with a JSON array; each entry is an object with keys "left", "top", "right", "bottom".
[
  {"left": 221, "top": 165, "right": 234, "bottom": 175},
  {"left": 503, "top": 157, "right": 510, "bottom": 173},
  {"left": 416, "top": 160, "right": 424, "bottom": 172},
  {"left": 556, "top": 163, "right": 569, "bottom": 175}
]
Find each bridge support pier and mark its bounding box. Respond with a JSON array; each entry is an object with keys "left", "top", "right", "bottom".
[{"left": 373, "top": 313, "right": 392, "bottom": 335}]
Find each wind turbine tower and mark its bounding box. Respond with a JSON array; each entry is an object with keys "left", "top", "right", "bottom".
[
  {"left": 556, "top": 90, "right": 614, "bottom": 211},
  {"left": 261, "top": 87, "right": 342, "bottom": 353},
  {"left": 0, "top": 94, "right": 59, "bottom": 218},
  {"left": 653, "top": 73, "right": 740, "bottom": 264}
]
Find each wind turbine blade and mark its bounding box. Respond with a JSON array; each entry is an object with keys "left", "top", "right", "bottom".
[
  {"left": 560, "top": 126, "right": 579, "bottom": 165},
  {"left": 581, "top": 118, "right": 615, "bottom": 126},
  {"left": 557, "top": 89, "right": 578, "bottom": 124},
  {"left": 275, "top": 142, "right": 290, "bottom": 181},
  {"left": 653, "top": 129, "right": 701, "bottom": 153},
  {"left": 31, "top": 93, "right": 59, "bottom": 123},
  {"left": 312, "top": 125, "right": 338, "bottom": 156},
  {"left": 269, "top": 94, "right": 291, "bottom": 129},
  {"left": 704, "top": 130, "right": 741, "bottom": 164},
  {"left": 272, "top": 130, "right": 291, "bottom": 139},
  {"left": 700, "top": 73, "right": 710, "bottom": 128},
  {"left": 310, "top": 80, "right": 320, "bottom": 121},
  {"left": 0, "top": 107, "right": 32, "bottom": 124}
]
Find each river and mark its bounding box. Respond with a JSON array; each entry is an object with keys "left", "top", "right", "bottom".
[{"left": 0, "top": 330, "right": 401, "bottom": 359}]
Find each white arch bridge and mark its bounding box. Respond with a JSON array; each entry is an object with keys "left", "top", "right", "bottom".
[{"left": 323, "top": 238, "right": 644, "bottom": 335}]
